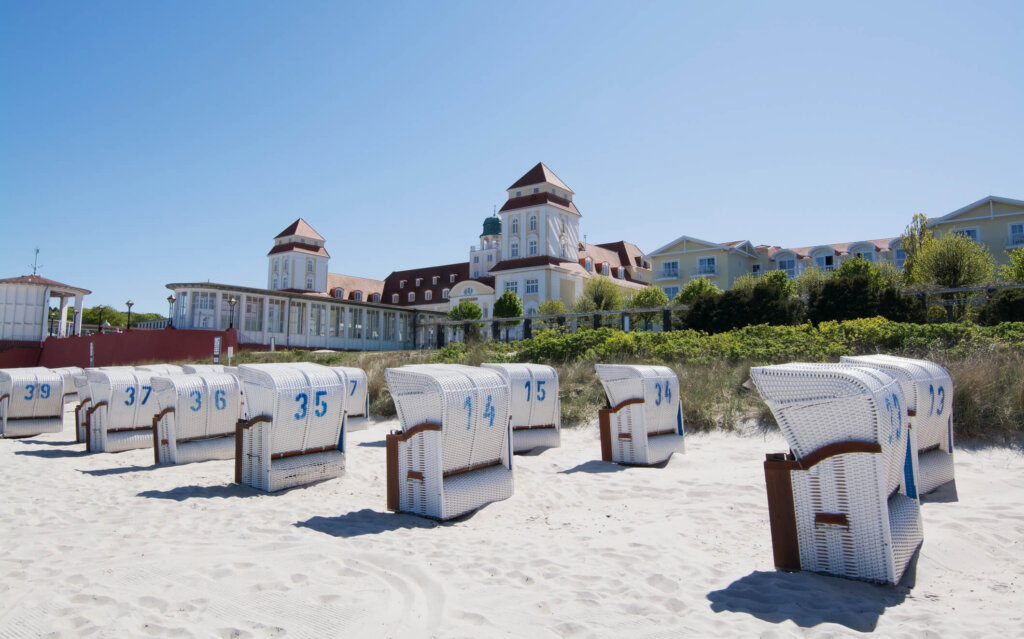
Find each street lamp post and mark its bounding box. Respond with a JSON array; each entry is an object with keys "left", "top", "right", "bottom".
[
  {"left": 96, "top": 305, "right": 105, "bottom": 335},
  {"left": 126, "top": 300, "right": 134, "bottom": 331},
  {"left": 228, "top": 297, "right": 238, "bottom": 330},
  {"left": 167, "top": 294, "right": 176, "bottom": 328}
]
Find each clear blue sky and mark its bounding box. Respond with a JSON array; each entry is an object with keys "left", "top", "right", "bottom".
[{"left": 2, "top": 1, "right": 1021, "bottom": 314}]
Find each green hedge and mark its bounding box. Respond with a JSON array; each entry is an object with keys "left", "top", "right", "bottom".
[{"left": 505, "top": 318, "right": 1024, "bottom": 365}]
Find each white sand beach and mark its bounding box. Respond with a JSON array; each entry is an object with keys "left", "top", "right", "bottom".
[{"left": 1, "top": 405, "right": 1022, "bottom": 638}]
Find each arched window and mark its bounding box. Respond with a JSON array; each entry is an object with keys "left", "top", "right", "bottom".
[
  {"left": 408, "top": 292, "right": 415, "bottom": 302},
  {"left": 353, "top": 291, "right": 363, "bottom": 301},
  {"left": 334, "top": 288, "right": 344, "bottom": 298},
  {"left": 529, "top": 215, "right": 537, "bottom": 231},
  {"left": 511, "top": 218, "right": 519, "bottom": 234},
  {"left": 528, "top": 240, "right": 537, "bottom": 256},
  {"left": 306, "top": 259, "right": 314, "bottom": 273},
  {"left": 617, "top": 266, "right": 625, "bottom": 279},
  {"left": 371, "top": 293, "right": 380, "bottom": 303},
  {"left": 306, "top": 277, "right": 313, "bottom": 290},
  {"left": 601, "top": 262, "right": 609, "bottom": 275},
  {"left": 442, "top": 288, "right": 450, "bottom": 299},
  {"left": 510, "top": 241, "right": 520, "bottom": 258},
  {"left": 392, "top": 294, "right": 399, "bottom": 303},
  {"left": 585, "top": 257, "right": 593, "bottom": 271},
  {"left": 464, "top": 287, "right": 475, "bottom": 295},
  {"left": 424, "top": 290, "right": 432, "bottom": 301}
]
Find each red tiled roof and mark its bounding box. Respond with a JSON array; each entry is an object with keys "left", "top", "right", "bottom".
[
  {"left": 326, "top": 273, "right": 385, "bottom": 301},
  {"left": 0, "top": 274, "right": 91, "bottom": 294},
  {"left": 499, "top": 192, "right": 581, "bottom": 216},
  {"left": 489, "top": 256, "right": 567, "bottom": 272},
  {"left": 275, "top": 218, "right": 325, "bottom": 241},
  {"left": 267, "top": 242, "right": 330, "bottom": 258},
  {"left": 593, "top": 241, "right": 648, "bottom": 269},
  {"left": 508, "top": 162, "right": 571, "bottom": 192},
  {"left": 381, "top": 262, "right": 469, "bottom": 307}
]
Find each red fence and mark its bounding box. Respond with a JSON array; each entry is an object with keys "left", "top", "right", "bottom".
[{"left": 0, "top": 328, "right": 239, "bottom": 368}]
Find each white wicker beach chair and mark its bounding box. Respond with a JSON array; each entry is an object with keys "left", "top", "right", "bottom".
[
  {"left": 841, "top": 355, "right": 955, "bottom": 495},
  {"left": 594, "top": 364, "right": 685, "bottom": 466},
  {"left": 151, "top": 373, "right": 242, "bottom": 465},
  {"left": 182, "top": 364, "right": 229, "bottom": 374},
  {"left": 384, "top": 364, "right": 514, "bottom": 520},
  {"left": 235, "top": 363, "right": 347, "bottom": 492},
  {"left": 85, "top": 369, "right": 164, "bottom": 452},
  {"left": 481, "top": 363, "right": 560, "bottom": 453},
  {"left": 137, "top": 364, "right": 184, "bottom": 375},
  {"left": 751, "top": 363, "right": 924, "bottom": 585},
  {"left": 0, "top": 368, "right": 65, "bottom": 437},
  {"left": 72, "top": 367, "right": 132, "bottom": 443},
  {"left": 50, "top": 367, "right": 84, "bottom": 401}
]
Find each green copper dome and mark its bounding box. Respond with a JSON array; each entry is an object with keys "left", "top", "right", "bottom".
[{"left": 481, "top": 215, "right": 502, "bottom": 237}]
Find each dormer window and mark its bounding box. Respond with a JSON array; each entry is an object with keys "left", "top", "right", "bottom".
[
  {"left": 334, "top": 288, "right": 344, "bottom": 298},
  {"left": 585, "top": 257, "right": 593, "bottom": 271},
  {"left": 533, "top": 188, "right": 539, "bottom": 194},
  {"left": 602, "top": 263, "right": 609, "bottom": 276},
  {"left": 449, "top": 274, "right": 456, "bottom": 283},
  {"left": 407, "top": 292, "right": 415, "bottom": 302},
  {"left": 392, "top": 294, "right": 399, "bottom": 303},
  {"left": 399, "top": 280, "right": 406, "bottom": 289},
  {"left": 442, "top": 288, "right": 450, "bottom": 299},
  {"left": 415, "top": 278, "right": 422, "bottom": 286},
  {"left": 618, "top": 266, "right": 624, "bottom": 279},
  {"left": 371, "top": 293, "right": 380, "bottom": 303},
  {"left": 353, "top": 292, "right": 363, "bottom": 301},
  {"left": 515, "top": 191, "right": 521, "bottom": 197},
  {"left": 432, "top": 276, "right": 439, "bottom": 285},
  {"left": 424, "top": 290, "right": 432, "bottom": 301},
  {"left": 551, "top": 188, "right": 556, "bottom": 194}
]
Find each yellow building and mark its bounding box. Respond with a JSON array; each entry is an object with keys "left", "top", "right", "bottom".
[
  {"left": 646, "top": 236, "right": 762, "bottom": 299},
  {"left": 927, "top": 196, "right": 1024, "bottom": 268}
]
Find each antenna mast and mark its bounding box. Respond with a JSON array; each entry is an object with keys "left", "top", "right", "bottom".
[{"left": 29, "top": 248, "right": 42, "bottom": 275}]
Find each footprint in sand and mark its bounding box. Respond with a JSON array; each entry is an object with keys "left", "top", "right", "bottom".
[{"left": 645, "top": 573, "right": 680, "bottom": 594}]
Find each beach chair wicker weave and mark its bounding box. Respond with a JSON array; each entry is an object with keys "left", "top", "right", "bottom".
[
  {"left": 136, "top": 364, "right": 184, "bottom": 375},
  {"left": 841, "top": 354, "right": 955, "bottom": 495},
  {"left": 151, "top": 373, "right": 242, "bottom": 465},
  {"left": 0, "top": 368, "right": 65, "bottom": 438},
  {"left": 235, "top": 363, "right": 347, "bottom": 492},
  {"left": 482, "top": 363, "right": 560, "bottom": 453},
  {"left": 751, "top": 363, "right": 924, "bottom": 584},
  {"left": 85, "top": 368, "right": 165, "bottom": 452},
  {"left": 384, "top": 364, "right": 514, "bottom": 520},
  {"left": 72, "top": 367, "right": 133, "bottom": 443},
  {"left": 594, "top": 364, "right": 684, "bottom": 466},
  {"left": 50, "top": 367, "right": 83, "bottom": 402},
  {"left": 182, "top": 364, "right": 230, "bottom": 374}
]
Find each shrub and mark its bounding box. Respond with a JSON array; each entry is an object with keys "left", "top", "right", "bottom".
[{"left": 978, "top": 289, "right": 1024, "bottom": 325}]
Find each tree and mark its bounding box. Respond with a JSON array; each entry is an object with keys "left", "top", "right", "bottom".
[
  {"left": 796, "top": 266, "right": 828, "bottom": 298},
  {"left": 999, "top": 247, "right": 1024, "bottom": 283},
  {"left": 537, "top": 299, "right": 567, "bottom": 330},
  {"left": 674, "top": 278, "right": 721, "bottom": 305},
  {"left": 447, "top": 300, "right": 482, "bottom": 342},
  {"left": 761, "top": 270, "right": 798, "bottom": 299},
  {"left": 579, "top": 276, "right": 624, "bottom": 312},
  {"left": 915, "top": 233, "right": 995, "bottom": 320},
  {"left": 915, "top": 233, "right": 995, "bottom": 288},
  {"left": 683, "top": 276, "right": 803, "bottom": 333},
  {"left": 492, "top": 290, "right": 523, "bottom": 341},
  {"left": 628, "top": 286, "right": 669, "bottom": 329},
  {"left": 899, "top": 212, "right": 934, "bottom": 284},
  {"left": 571, "top": 296, "right": 596, "bottom": 313}
]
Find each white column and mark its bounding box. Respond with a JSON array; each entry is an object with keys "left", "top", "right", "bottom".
[
  {"left": 73, "top": 295, "right": 83, "bottom": 335},
  {"left": 262, "top": 295, "right": 270, "bottom": 344},
  {"left": 214, "top": 291, "right": 223, "bottom": 330},
  {"left": 58, "top": 297, "right": 70, "bottom": 337},
  {"left": 39, "top": 288, "right": 50, "bottom": 341},
  {"left": 237, "top": 294, "right": 246, "bottom": 336},
  {"left": 304, "top": 301, "right": 312, "bottom": 347}
]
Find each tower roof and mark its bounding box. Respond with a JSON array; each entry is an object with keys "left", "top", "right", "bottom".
[
  {"left": 508, "top": 162, "right": 571, "bottom": 192},
  {"left": 275, "top": 218, "right": 325, "bottom": 241}
]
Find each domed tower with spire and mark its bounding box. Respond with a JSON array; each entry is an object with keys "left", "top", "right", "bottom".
[{"left": 468, "top": 213, "right": 503, "bottom": 279}]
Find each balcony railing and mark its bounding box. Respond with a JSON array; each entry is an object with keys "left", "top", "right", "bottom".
[
  {"left": 690, "top": 266, "right": 717, "bottom": 277},
  {"left": 1007, "top": 234, "right": 1024, "bottom": 248},
  {"left": 656, "top": 268, "right": 680, "bottom": 281}
]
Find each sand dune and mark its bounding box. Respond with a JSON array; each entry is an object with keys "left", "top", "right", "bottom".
[{"left": 1, "top": 405, "right": 1022, "bottom": 637}]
